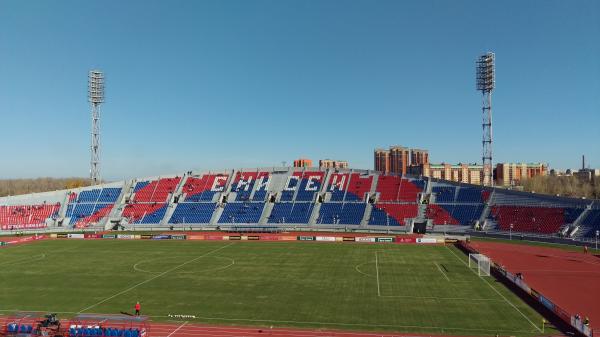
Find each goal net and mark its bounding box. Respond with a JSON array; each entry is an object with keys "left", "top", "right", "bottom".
[{"left": 468, "top": 253, "right": 491, "bottom": 276}]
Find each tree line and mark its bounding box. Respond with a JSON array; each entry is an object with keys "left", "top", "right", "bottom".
[
  {"left": 521, "top": 175, "right": 600, "bottom": 200},
  {"left": 0, "top": 178, "right": 91, "bottom": 197}
]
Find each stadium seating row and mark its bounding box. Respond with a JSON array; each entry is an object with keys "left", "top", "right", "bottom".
[
  {"left": 2, "top": 169, "right": 598, "bottom": 238},
  {"left": 66, "top": 187, "right": 122, "bottom": 228},
  {"left": 68, "top": 327, "right": 143, "bottom": 337},
  {"left": 369, "top": 203, "right": 418, "bottom": 226},
  {"left": 579, "top": 209, "right": 600, "bottom": 238},
  {"left": 317, "top": 203, "right": 366, "bottom": 225},
  {"left": 268, "top": 202, "right": 314, "bottom": 224},
  {"left": 133, "top": 178, "right": 180, "bottom": 203},
  {"left": 6, "top": 323, "right": 33, "bottom": 334},
  {"left": 0, "top": 204, "right": 60, "bottom": 229},
  {"left": 491, "top": 206, "right": 566, "bottom": 234}
]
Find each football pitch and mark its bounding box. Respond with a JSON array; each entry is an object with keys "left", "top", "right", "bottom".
[{"left": 0, "top": 240, "right": 550, "bottom": 336}]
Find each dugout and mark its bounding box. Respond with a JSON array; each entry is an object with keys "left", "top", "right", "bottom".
[
  {"left": 67, "top": 314, "right": 149, "bottom": 337},
  {"left": 3, "top": 312, "right": 61, "bottom": 337}
]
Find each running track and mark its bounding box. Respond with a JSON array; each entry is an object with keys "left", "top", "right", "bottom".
[
  {"left": 0, "top": 317, "right": 466, "bottom": 337},
  {"left": 469, "top": 241, "right": 600, "bottom": 334},
  {"left": 148, "top": 321, "right": 463, "bottom": 337}
]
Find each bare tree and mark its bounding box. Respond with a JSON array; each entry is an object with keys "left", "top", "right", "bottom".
[{"left": 0, "top": 178, "right": 92, "bottom": 197}]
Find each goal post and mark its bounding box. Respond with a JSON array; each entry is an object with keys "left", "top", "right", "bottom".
[{"left": 469, "top": 253, "right": 491, "bottom": 276}]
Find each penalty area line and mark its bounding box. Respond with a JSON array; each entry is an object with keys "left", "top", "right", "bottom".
[{"left": 434, "top": 262, "right": 450, "bottom": 281}]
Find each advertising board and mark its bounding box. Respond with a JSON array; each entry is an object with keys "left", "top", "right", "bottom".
[
  {"left": 376, "top": 237, "right": 393, "bottom": 243},
  {"left": 315, "top": 236, "right": 335, "bottom": 242},
  {"left": 355, "top": 237, "right": 375, "bottom": 243},
  {"left": 395, "top": 236, "right": 416, "bottom": 243}
]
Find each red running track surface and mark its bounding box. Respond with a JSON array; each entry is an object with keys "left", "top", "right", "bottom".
[
  {"left": 469, "top": 241, "right": 600, "bottom": 333},
  {"left": 148, "top": 321, "right": 468, "bottom": 337},
  {"left": 0, "top": 317, "right": 470, "bottom": 337}
]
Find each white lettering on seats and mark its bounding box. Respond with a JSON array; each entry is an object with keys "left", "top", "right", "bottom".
[{"left": 211, "top": 176, "right": 228, "bottom": 191}]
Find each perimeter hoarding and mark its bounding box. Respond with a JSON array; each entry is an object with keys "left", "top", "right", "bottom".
[{"left": 395, "top": 236, "right": 417, "bottom": 243}]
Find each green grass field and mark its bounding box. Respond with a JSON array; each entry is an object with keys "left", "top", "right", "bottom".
[{"left": 0, "top": 240, "right": 552, "bottom": 336}]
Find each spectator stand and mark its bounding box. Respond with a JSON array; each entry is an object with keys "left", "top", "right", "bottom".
[{"left": 67, "top": 314, "right": 149, "bottom": 337}]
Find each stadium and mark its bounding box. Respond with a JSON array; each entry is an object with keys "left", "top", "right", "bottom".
[
  {"left": 1, "top": 168, "right": 599, "bottom": 337},
  {"left": 2, "top": 2, "right": 599, "bottom": 337}
]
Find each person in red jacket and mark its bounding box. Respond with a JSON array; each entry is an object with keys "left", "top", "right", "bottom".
[{"left": 134, "top": 302, "right": 141, "bottom": 316}]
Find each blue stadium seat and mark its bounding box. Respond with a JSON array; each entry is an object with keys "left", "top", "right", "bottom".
[
  {"left": 169, "top": 203, "right": 216, "bottom": 224},
  {"left": 268, "top": 202, "right": 314, "bottom": 224},
  {"left": 218, "top": 202, "right": 265, "bottom": 223},
  {"left": 432, "top": 186, "right": 456, "bottom": 203},
  {"left": 318, "top": 203, "right": 365, "bottom": 225}
]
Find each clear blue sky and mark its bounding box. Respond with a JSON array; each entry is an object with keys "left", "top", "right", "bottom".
[{"left": 1, "top": 0, "right": 598, "bottom": 180}]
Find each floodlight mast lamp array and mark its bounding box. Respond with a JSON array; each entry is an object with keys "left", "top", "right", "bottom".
[
  {"left": 476, "top": 52, "right": 495, "bottom": 187},
  {"left": 88, "top": 70, "right": 104, "bottom": 185}
]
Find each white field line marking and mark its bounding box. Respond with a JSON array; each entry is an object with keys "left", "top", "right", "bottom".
[
  {"left": 166, "top": 321, "right": 188, "bottom": 337},
  {"left": 434, "top": 262, "right": 450, "bottom": 281},
  {"left": 0, "top": 253, "right": 45, "bottom": 266},
  {"left": 78, "top": 243, "right": 234, "bottom": 313},
  {"left": 378, "top": 294, "right": 502, "bottom": 301},
  {"left": 353, "top": 260, "right": 375, "bottom": 278},
  {"left": 374, "top": 251, "right": 381, "bottom": 297},
  {"left": 0, "top": 245, "right": 84, "bottom": 269},
  {"left": 133, "top": 256, "right": 235, "bottom": 274},
  {"left": 445, "top": 245, "right": 542, "bottom": 332}
]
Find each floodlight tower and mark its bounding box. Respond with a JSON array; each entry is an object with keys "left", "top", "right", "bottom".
[
  {"left": 476, "top": 52, "right": 495, "bottom": 186},
  {"left": 88, "top": 70, "right": 104, "bottom": 185}
]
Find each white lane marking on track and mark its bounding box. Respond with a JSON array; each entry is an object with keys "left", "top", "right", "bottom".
[
  {"left": 166, "top": 321, "right": 188, "bottom": 337},
  {"left": 445, "top": 245, "right": 542, "bottom": 332},
  {"left": 434, "top": 262, "right": 450, "bottom": 281},
  {"left": 77, "top": 243, "right": 235, "bottom": 313}
]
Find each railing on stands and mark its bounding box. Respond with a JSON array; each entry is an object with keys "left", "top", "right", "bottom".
[{"left": 459, "top": 241, "right": 594, "bottom": 337}]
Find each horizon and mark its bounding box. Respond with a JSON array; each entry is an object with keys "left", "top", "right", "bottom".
[{"left": 1, "top": 0, "right": 598, "bottom": 180}]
